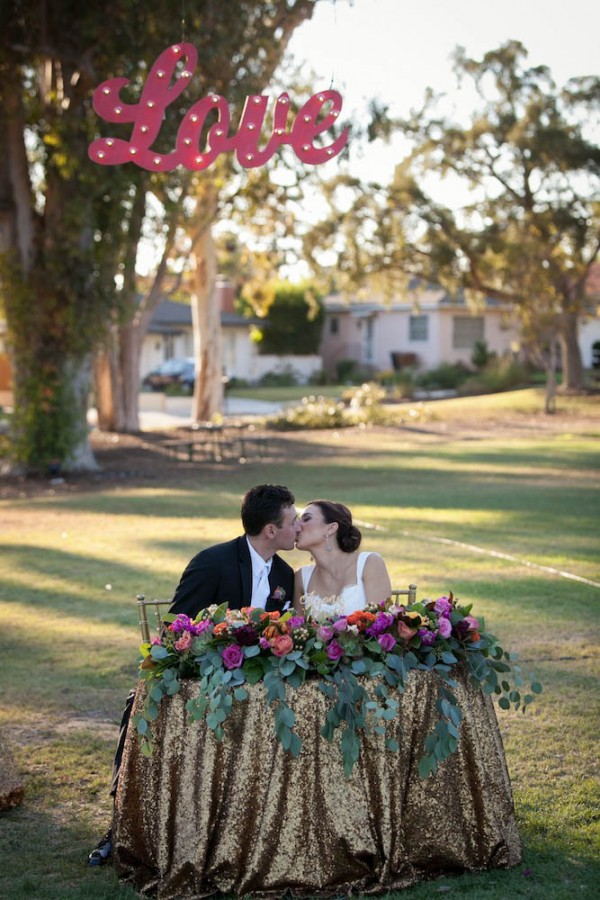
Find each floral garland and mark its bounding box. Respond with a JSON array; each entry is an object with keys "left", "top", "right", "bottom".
[{"left": 133, "top": 594, "right": 542, "bottom": 778}]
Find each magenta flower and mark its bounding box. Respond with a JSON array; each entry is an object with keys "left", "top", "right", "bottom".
[
  {"left": 434, "top": 596, "right": 453, "bottom": 618},
  {"left": 378, "top": 633, "right": 397, "bottom": 652},
  {"left": 438, "top": 616, "right": 452, "bottom": 638},
  {"left": 418, "top": 628, "right": 438, "bottom": 646},
  {"left": 326, "top": 640, "right": 344, "bottom": 661},
  {"left": 169, "top": 614, "right": 194, "bottom": 633},
  {"left": 288, "top": 616, "right": 305, "bottom": 630},
  {"left": 194, "top": 620, "right": 213, "bottom": 635},
  {"left": 317, "top": 625, "right": 335, "bottom": 642},
  {"left": 221, "top": 643, "right": 245, "bottom": 669},
  {"left": 367, "top": 612, "right": 395, "bottom": 637},
  {"left": 332, "top": 617, "right": 348, "bottom": 633},
  {"left": 259, "top": 636, "right": 271, "bottom": 650}
]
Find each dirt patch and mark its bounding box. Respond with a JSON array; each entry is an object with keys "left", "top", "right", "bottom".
[{"left": 0, "top": 405, "right": 598, "bottom": 501}]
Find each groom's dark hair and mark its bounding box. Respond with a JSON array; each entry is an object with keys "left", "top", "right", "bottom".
[{"left": 241, "top": 484, "right": 295, "bottom": 535}]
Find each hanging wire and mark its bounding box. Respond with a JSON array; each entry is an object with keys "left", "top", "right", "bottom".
[
  {"left": 181, "top": 0, "right": 187, "bottom": 42},
  {"left": 328, "top": 0, "right": 338, "bottom": 90}
]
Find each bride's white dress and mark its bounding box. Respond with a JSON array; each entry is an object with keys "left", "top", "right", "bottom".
[{"left": 300, "top": 551, "right": 374, "bottom": 620}]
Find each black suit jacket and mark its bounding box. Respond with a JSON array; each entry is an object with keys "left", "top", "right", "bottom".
[{"left": 168, "top": 535, "right": 294, "bottom": 618}]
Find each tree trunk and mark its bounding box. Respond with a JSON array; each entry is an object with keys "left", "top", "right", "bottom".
[
  {"left": 191, "top": 228, "right": 222, "bottom": 422},
  {"left": 94, "top": 334, "right": 126, "bottom": 431},
  {"left": 558, "top": 310, "right": 585, "bottom": 390},
  {"left": 66, "top": 357, "right": 100, "bottom": 472},
  {"left": 544, "top": 342, "right": 558, "bottom": 415}
]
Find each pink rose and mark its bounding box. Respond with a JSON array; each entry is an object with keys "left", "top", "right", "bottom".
[
  {"left": 175, "top": 632, "right": 193, "bottom": 651},
  {"left": 378, "top": 633, "right": 397, "bottom": 652},
  {"left": 317, "top": 625, "right": 334, "bottom": 642},
  {"left": 221, "top": 643, "right": 245, "bottom": 669},
  {"left": 272, "top": 634, "right": 294, "bottom": 657},
  {"left": 397, "top": 621, "right": 417, "bottom": 642},
  {"left": 434, "top": 596, "right": 452, "bottom": 617},
  {"left": 464, "top": 615, "right": 480, "bottom": 632},
  {"left": 438, "top": 616, "right": 452, "bottom": 638},
  {"left": 326, "top": 640, "right": 344, "bottom": 661},
  {"left": 332, "top": 617, "right": 348, "bottom": 633}
]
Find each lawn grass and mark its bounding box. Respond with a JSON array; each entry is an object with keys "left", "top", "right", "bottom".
[{"left": 0, "top": 391, "right": 599, "bottom": 899}]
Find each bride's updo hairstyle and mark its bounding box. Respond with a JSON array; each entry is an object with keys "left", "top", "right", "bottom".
[{"left": 309, "top": 499, "right": 362, "bottom": 553}]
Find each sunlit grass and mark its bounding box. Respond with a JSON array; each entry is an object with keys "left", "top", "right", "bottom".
[{"left": 0, "top": 399, "right": 599, "bottom": 899}]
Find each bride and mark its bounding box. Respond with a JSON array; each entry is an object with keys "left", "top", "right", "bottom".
[{"left": 293, "top": 498, "right": 392, "bottom": 619}]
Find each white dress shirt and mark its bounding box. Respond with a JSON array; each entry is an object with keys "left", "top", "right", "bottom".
[{"left": 246, "top": 537, "right": 273, "bottom": 608}]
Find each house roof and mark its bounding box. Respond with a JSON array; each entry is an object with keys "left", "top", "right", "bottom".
[{"left": 147, "top": 298, "right": 257, "bottom": 332}]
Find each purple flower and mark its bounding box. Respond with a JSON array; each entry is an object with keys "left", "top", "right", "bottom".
[
  {"left": 438, "top": 616, "right": 452, "bottom": 638},
  {"left": 221, "top": 643, "right": 245, "bottom": 669},
  {"left": 193, "top": 620, "right": 213, "bottom": 635},
  {"left": 288, "top": 616, "right": 305, "bottom": 630},
  {"left": 317, "top": 625, "right": 334, "bottom": 642},
  {"left": 259, "top": 636, "right": 271, "bottom": 650},
  {"left": 169, "top": 614, "right": 194, "bottom": 633},
  {"left": 418, "top": 628, "right": 438, "bottom": 646},
  {"left": 233, "top": 624, "right": 259, "bottom": 646},
  {"left": 434, "top": 596, "right": 453, "bottom": 618},
  {"left": 366, "top": 612, "right": 394, "bottom": 637},
  {"left": 378, "top": 633, "right": 397, "bottom": 652},
  {"left": 326, "top": 640, "right": 344, "bottom": 661},
  {"left": 332, "top": 617, "right": 348, "bottom": 633}
]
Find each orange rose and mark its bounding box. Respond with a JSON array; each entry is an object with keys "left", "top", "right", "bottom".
[
  {"left": 260, "top": 611, "right": 281, "bottom": 621},
  {"left": 213, "top": 622, "right": 229, "bottom": 636},
  {"left": 346, "top": 611, "right": 376, "bottom": 631}
]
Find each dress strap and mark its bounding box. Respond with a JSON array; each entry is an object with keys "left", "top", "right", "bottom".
[
  {"left": 301, "top": 564, "right": 315, "bottom": 592},
  {"left": 356, "top": 551, "right": 373, "bottom": 581}
]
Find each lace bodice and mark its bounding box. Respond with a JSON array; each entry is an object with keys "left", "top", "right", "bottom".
[{"left": 300, "top": 552, "right": 373, "bottom": 621}]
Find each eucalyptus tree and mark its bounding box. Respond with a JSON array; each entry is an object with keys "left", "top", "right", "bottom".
[
  {"left": 0, "top": 0, "right": 320, "bottom": 471},
  {"left": 305, "top": 42, "right": 600, "bottom": 407}
]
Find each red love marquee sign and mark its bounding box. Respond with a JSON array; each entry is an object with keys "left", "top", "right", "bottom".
[{"left": 88, "top": 43, "right": 349, "bottom": 171}]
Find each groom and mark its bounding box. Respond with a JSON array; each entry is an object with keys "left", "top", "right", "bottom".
[{"left": 88, "top": 483, "right": 299, "bottom": 866}]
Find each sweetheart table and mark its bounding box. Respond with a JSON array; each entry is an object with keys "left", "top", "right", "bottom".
[{"left": 114, "top": 669, "right": 521, "bottom": 898}]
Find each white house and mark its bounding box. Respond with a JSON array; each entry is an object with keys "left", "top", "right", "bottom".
[
  {"left": 142, "top": 279, "right": 321, "bottom": 385},
  {"left": 319, "top": 284, "right": 524, "bottom": 376}
]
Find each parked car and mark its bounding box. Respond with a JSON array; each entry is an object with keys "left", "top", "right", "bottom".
[{"left": 142, "top": 357, "right": 195, "bottom": 393}]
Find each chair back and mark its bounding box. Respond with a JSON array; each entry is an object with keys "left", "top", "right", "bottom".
[
  {"left": 137, "top": 585, "right": 418, "bottom": 641},
  {"left": 390, "top": 584, "right": 417, "bottom": 604},
  {"left": 137, "top": 594, "right": 172, "bottom": 642}
]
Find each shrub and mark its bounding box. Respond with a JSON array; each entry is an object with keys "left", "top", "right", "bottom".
[
  {"left": 269, "top": 395, "right": 350, "bottom": 430},
  {"left": 258, "top": 368, "right": 299, "bottom": 387},
  {"left": 336, "top": 358, "right": 375, "bottom": 384},
  {"left": 416, "top": 362, "right": 471, "bottom": 391},
  {"left": 461, "top": 356, "right": 531, "bottom": 394}
]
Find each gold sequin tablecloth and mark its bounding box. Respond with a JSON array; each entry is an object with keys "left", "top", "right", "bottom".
[{"left": 114, "top": 671, "right": 521, "bottom": 898}]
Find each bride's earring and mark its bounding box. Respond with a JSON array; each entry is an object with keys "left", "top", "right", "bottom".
[{"left": 325, "top": 532, "right": 332, "bottom": 551}]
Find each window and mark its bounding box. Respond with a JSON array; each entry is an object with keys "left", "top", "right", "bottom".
[
  {"left": 409, "top": 315, "right": 428, "bottom": 341},
  {"left": 452, "top": 316, "right": 484, "bottom": 349},
  {"left": 330, "top": 316, "right": 339, "bottom": 335}
]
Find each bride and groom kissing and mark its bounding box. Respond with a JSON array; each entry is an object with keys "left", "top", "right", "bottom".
[{"left": 89, "top": 482, "right": 392, "bottom": 866}]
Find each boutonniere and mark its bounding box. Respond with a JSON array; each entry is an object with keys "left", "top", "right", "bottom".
[{"left": 271, "top": 586, "right": 286, "bottom": 602}]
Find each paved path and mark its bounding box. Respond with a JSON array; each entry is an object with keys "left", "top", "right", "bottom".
[{"left": 88, "top": 397, "right": 284, "bottom": 431}]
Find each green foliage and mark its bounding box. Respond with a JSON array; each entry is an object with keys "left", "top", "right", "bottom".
[
  {"left": 416, "top": 362, "right": 472, "bottom": 391},
  {"left": 1, "top": 0, "right": 322, "bottom": 470},
  {"left": 256, "top": 281, "right": 324, "bottom": 354}
]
